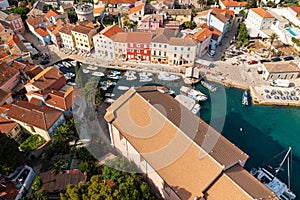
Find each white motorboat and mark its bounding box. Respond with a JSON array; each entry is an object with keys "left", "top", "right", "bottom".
[
  {"left": 117, "top": 86, "right": 130, "bottom": 90},
  {"left": 105, "top": 93, "right": 115, "bottom": 97},
  {"left": 242, "top": 91, "right": 249, "bottom": 106},
  {"left": 250, "top": 147, "right": 296, "bottom": 200},
  {"left": 157, "top": 86, "right": 175, "bottom": 95},
  {"left": 139, "top": 76, "right": 152, "bottom": 82},
  {"left": 92, "top": 71, "right": 105, "bottom": 77},
  {"left": 125, "top": 71, "right": 137, "bottom": 80},
  {"left": 139, "top": 72, "right": 153, "bottom": 77},
  {"left": 191, "top": 103, "right": 201, "bottom": 114},
  {"left": 82, "top": 69, "right": 90, "bottom": 73},
  {"left": 62, "top": 61, "right": 72, "bottom": 68},
  {"left": 57, "top": 63, "right": 64, "bottom": 68},
  {"left": 64, "top": 72, "right": 75, "bottom": 80},
  {"left": 87, "top": 65, "right": 98, "bottom": 70},
  {"left": 107, "top": 74, "right": 122, "bottom": 80},
  {"left": 70, "top": 60, "right": 77, "bottom": 66},
  {"left": 180, "top": 86, "right": 207, "bottom": 102},
  {"left": 201, "top": 80, "right": 217, "bottom": 92},
  {"left": 158, "top": 72, "right": 180, "bottom": 81},
  {"left": 54, "top": 64, "right": 60, "bottom": 69}
]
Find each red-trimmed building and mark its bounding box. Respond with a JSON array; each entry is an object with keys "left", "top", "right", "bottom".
[{"left": 126, "top": 32, "right": 152, "bottom": 61}]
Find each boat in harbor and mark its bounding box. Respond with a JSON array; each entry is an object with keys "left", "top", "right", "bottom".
[
  {"left": 242, "top": 91, "right": 249, "bottom": 106},
  {"left": 87, "top": 65, "right": 98, "bottom": 70},
  {"left": 107, "top": 74, "right": 122, "bottom": 80},
  {"left": 191, "top": 103, "right": 201, "bottom": 114},
  {"left": 180, "top": 86, "right": 207, "bottom": 102},
  {"left": 157, "top": 86, "right": 175, "bottom": 95},
  {"left": 250, "top": 147, "right": 296, "bottom": 200},
  {"left": 64, "top": 72, "right": 75, "bottom": 80},
  {"left": 92, "top": 71, "right": 105, "bottom": 77},
  {"left": 201, "top": 80, "right": 217, "bottom": 92},
  {"left": 158, "top": 72, "right": 181, "bottom": 81},
  {"left": 125, "top": 71, "right": 137, "bottom": 81},
  {"left": 82, "top": 69, "right": 90, "bottom": 73},
  {"left": 117, "top": 86, "right": 130, "bottom": 90},
  {"left": 139, "top": 75, "right": 152, "bottom": 82}
]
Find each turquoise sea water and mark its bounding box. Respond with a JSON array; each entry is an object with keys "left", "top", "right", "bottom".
[{"left": 197, "top": 83, "right": 300, "bottom": 197}]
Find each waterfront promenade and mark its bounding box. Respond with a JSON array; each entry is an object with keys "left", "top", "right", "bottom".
[{"left": 47, "top": 44, "right": 300, "bottom": 107}]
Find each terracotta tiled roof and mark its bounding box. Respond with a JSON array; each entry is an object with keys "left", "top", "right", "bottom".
[
  {"left": 45, "top": 86, "right": 74, "bottom": 111},
  {"left": 223, "top": 165, "right": 279, "bottom": 200},
  {"left": 0, "top": 117, "right": 17, "bottom": 135},
  {"left": 251, "top": 8, "right": 274, "bottom": 18},
  {"left": 200, "top": 23, "right": 222, "bottom": 41},
  {"left": 105, "top": 87, "right": 253, "bottom": 199},
  {"left": 26, "top": 15, "right": 46, "bottom": 27},
  {"left": 111, "top": 32, "right": 128, "bottom": 42},
  {"left": 29, "top": 97, "right": 42, "bottom": 106},
  {"left": 26, "top": 66, "right": 66, "bottom": 91},
  {"left": 289, "top": 6, "right": 300, "bottom": 14},
  {"left": 72, "top": 24, "right": 94, "bottom": 34},
  {"left": 212, "top": 7, "right": 234, "bottom": 18},
  {"left": 0, "top": 61, "right": 25, "bottom": 87},
  {"left": 152, "top": 28, "right": 177, "bottom": 43},
  {"left": 40, "top": 169, "right": 85, "bottom": 193},
  {"left": 6, "top": 101, "right": 63, "bottom": 131},
  {"left": 126, "top": 32, "right": 152, "bottom": 43},
  {"left": 94, "top": 7, "right": 105, "bottom": 15},
  {"left": 101, "top": 25, "right": 124, "bottom": 39},
  {"left": 35, "top": 27, "right": 49, "bottom": 37},
  {"left": 166, "top": 9, "right": 192, "bottom": 15},
  {"left": 128, "top": 4, "right": 144, "bottom": 15},
  {"left": 186, "top": 28, "right": 212, "bottom": 42},
  {"left": 264, "top": 61, "right": 300, "bottom": 73},
  {"left": 58, "top": 23, "right": 75, "bottom": 35},
  {"left": 210, "top": 9, "right": 230, "bottom": 23},
  {"left": 6, "top": 34, "right": 28, "bottom": 52},
  {"left": 0, "top": 89, "right": 11, "bottom": 105},
  {"left": 105, "top": 88, "right": 223, "bottom": 199},
  {"left": 169, "top": 37, "right": 197, "bottom": 46},
  {"left": 45, "top": 10, "right": 61, "bottom": 19},
  {"left": 24, "top": 65, "right": 43, "bottom": 79},
  {"left": 103, "top": 0, "right": 136, "bottom": 4},
  {"left": 221, "top": 0, "right": 247, "bottom": 7}
]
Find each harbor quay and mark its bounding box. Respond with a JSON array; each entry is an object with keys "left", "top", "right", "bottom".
[{"left": 48, "top": 44, "right": 300, "bottom": 107}]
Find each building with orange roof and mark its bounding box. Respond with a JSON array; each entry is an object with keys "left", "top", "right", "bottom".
[
  {"left": 25, "top": 66, "right": 66, "bottom": 94},
  {"left": 168, "top": 37, "right": 197, "bottom": 66},
  {"left": 34, "top": 27, "right": 51, "bottom": 45},
  {"left": 93, "top": 25, "right": 124, "bottom": 60},
  {"left": 58, "top": 23, "right": 76, "bottom": 49},
  {"left": 0, "top": 89, "right": 12, "bottom": 106},
  {"left": 246, "top": 8, "right": 275, "bottom": 38},
  {"left": 104, "top": 87, "right": 278, "bottom": 200},
  {"left": 45, "top": 10, "right": 68, "bottom": 26},
  {"left": 137, "top": 13, "right": 164, "bottom": 32},
  {"left": 71, "top": 24, "right": 97, "bottom": 53},
  {"left": 219, "top": 0, "right": 247, "bottom": 15},
  {"left": 6, "top": 101, "right": 65, "bottom": 141},
  {"left": 0, "top": 20, "right": 13, "bottom": 41},
  {"left": 186, "top": 27, "right": 212, "bottom": 57},
  {"left": 128, "top": 3, "right": 144, "bottom": 23},
  {"left": 47, "top": 19, "right": 66, "bottom": 48},
  {"left": 0, "top": 10, "right": 25, "bottom": 33},
  {"left": 0, "top": 117, "right": 23, "bottom": 143}
]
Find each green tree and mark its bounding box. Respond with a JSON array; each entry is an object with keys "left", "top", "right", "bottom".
[
  {"left": 268, "top": 33, "right": 279, "bottom": 57},
  {"left": 20, "top": 134, "right": 46, "bottom": 153},
  {"left": 68, "top": 10, "right": 78, "bottom": 23},
  {"left": 10, "top": 7, "right": 30, "bottom": 20},
  {"left": 197, "top": 0, "right": 206, "bottom": 8},
  {"left": 0, "top": 134, "right": 25, "bottom": 176},
  {"left": 51, "top": 157, "right": 66, "bottom": 174},
  {"left": 246, "top": 0, "right": 257, "bottom": 8},
  {"left": 23, "top": 189, "right": 49, "bottom": 200},
  {"left": 181, "top": 21, "right": 197, "bottom": 30},
  {"left": 237, "top": 23, "right": 250, "bottom": 46}
]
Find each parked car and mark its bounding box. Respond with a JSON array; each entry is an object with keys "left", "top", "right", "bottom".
[
  {"left": 283, "top": 56, "right": 294, "bottom": 61},
  {"left": 40, "top": 59, "right": 50, "bottom": 65},
  {"left": 270, "top": 57, "right": 281, "bottom": 62},
  {"left": 248, "top": 60, "right": 258, "bottom": 65},
  {"left": 260, "top": 59, "right": 271, "bottom": 63}
]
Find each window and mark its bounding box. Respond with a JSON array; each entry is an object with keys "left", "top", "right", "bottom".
[
  {"left": 130, "top": 49, "right": 134, "bottom": 52},
  {"left": 159, "top": 44, "right": 161, "bottom": 48},
  {"left": 144, "top": 50, "right": 147, "bottom": 54},
  {"left": 174, "top": 47, "right": 177, "bottom": 50},
  {"left": 164, "top": 45, "right": 167, "bottom": 48},
  {"left": 137, "top": 49, "right": 140, "bottom": 53},
  {"left": 144, "top": 44, "right": 147, "bottom": 48},
  {"left": 174, "top": 54, "right": 176, "bottom": 57},
  {"left": 181, "top": 47, "right": 184, "bottom": 51},
  {"left": 154, "top": 44, "right": 156, "bottom": 47},
  {"left": 188, "top": 47, "right": 190, "bottom": 51},
  {"left": 137, "top": 44, "right": 140, "bottom": 47}
]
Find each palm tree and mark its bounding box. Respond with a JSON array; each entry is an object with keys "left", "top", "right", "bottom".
[
  {"left": 268, "top": 33, "right": 279, "bottom": 58},
  {"left": 51, "top": 157, "right": 66, "bottom": 174}
]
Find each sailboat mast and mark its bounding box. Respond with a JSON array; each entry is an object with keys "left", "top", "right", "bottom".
[
  {"left": 288, "top": 154, "right": 291, "bottom": 188},
  {"left": 275, "top": 147, "right": 292, "bottom": 177}
]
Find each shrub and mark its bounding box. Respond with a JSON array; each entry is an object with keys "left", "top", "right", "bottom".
[{"left": 20, "top": 135, "right": 46, "bottom": 152}]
